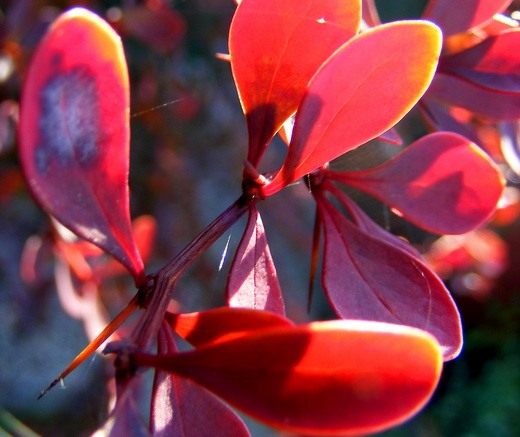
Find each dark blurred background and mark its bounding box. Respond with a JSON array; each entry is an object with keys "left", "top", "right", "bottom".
[{"left": 0, "top": 1, "right": 518, "bottom": 436}]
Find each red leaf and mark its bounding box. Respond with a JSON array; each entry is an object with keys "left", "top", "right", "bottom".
[
  {"left": 151, "top": 325, "right": 250, "bottom": 437},
  {"left": 427, "top": 73, "right": 520, "bottom": 119},
  {"left": 165, "top": 307, "right": 293, "bottom": 347},
  {"left": 422, "top": 0, "right": 512, "bottom": 36},
  {"left": 331, "top": 132, "right": 505, "bottom": 234},
  {"left": 317, "top": 196, "right": 462, "bottom": 360},
  {"left": 440, "top": 29, "right": 520, "bottom": 94},
  {"left": 135, "top": 320, "right": 443, "bottom": 436},
  {"left": 226, "top": 206, "right": 285, "bottom": 314},
  {"left": 19, "top": 8, "right": 145, "bottom": 283},
  {"left": 263, "top": 21, "right": 442, "bottom": 196},
  {"left": 229, "top": 0, "right": 361, "bottom": 165}
]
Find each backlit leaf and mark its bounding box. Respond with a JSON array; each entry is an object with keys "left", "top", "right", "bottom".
[
  {"left": 165, "top": 307, "right": 293, "bottom": 347},
  {"left": 229, "top": 0, "right": 361, "bottom": 166},
  {"left": 440, "top": 29, "right": 520, "bottom": 93},
  {"left": 318, "top": 196, "right": 462, "bottom": 360},
  {"left": 19, "top": 8, "right": 145, "bottom": 283},
  {"left": 263, "top": 21, "right": 442, "bottom": 196},
  {"left": 331, "top": 132, "right": 505, "bottom": 234},
  {"left": 422, "top": 0, "right": 512, "bottom": 36},
  {"left": 135, "top": 320, "right": 443, "bottom": 436},
  {"left": 226, "top": 206, "right": 285, "bottom": 314},
  {"left": 150, "top": 325, "right": 250, "bottom": 437}
]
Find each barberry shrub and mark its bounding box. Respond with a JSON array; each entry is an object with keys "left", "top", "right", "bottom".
[{"left": 18, "top": 1, "right": 509, "bottom": 435}]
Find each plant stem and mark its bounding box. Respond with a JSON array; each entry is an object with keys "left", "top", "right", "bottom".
[{"left": 131, "top": 195, "right": 250, "bottom": 350}]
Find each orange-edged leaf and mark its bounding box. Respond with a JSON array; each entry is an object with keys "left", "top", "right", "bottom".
[
  {"left": 165, "top": 307, "right": 293, "bottom": 347},
  {"left": 134, "top": 320, "right": 443, "bottom": 436},
  {"left": 19, "top": 8, "right": 145, "bottom": 283},
  {"left": 317, "top": 195, "right": 462, "bottom": 360},
  {"left": 422, "top": 0, "right": 511, "bottom": 36},
  {"left": 263, "top": 21, "right": 442, "bottom": 196},
  {"left": 151, "top": 324, "right": 250, "bottom": 437},
  {"left": 229, "top": 0, "right": 361, "bottom": 166},
  {"left": 439, "top": 29, "right": 520, "bottom": 94},
  {"left": 331, "top": 132, "right": 505, "bottom": 234},
  {"left": 226, "top": 206, "right": 285, "bottom": 314},
  {"left": 427, "top": 72, "right": 520, "bottom": 119}
]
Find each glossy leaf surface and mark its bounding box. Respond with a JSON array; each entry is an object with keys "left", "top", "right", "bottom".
[
  {"left": 333, "top": 132, "right": 505, "bottom": 234},
  {"left": 440, "top": 29, "right": 520, "bottom": 93},
  {"left": 263, "top": 21, "right": 442, "bottom": 196},
  {"left": 226, "top": 206, "right": 285, "bottom": 314},
  {"left": 19, "top": 8, "right": 144, "bottom": 283},
  {"left": 165, "top": 307, "right": 293, "bottom": 347},
  {"left": 318, "top": 196, "right": 462, "bottom": 360},
  {"left": 229, "top": 0, "right": 361, "bottom": 165},
  {"left": 422, "top": 0, "right": 511, "bottom": 36},
  {"left": 135, "top": 320, "right": 443, "bottom": 436},
  {"left": 151, "top": 325, "right": 250, "bottom": 437},
  {"left": 427, "top": 73, "right": 520, "bottom": 119}
]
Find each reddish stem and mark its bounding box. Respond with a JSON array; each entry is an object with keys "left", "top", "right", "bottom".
[
  {"left": 37, "top": 293, "right": 139, "bottom": 399},
  {"left": 130, "top": 196, "right": 250, "bottom": 350}
]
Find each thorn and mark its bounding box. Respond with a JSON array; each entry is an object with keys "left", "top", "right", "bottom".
[
  {"left": 37, "top": 378, "right": 59, "bottom": 400},
  {"left": 37, "top": 294, "right": 138, "bottom": 399}
]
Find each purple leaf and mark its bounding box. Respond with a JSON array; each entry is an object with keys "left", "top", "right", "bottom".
[
  {"left": 422, "top": 0, "right": 512, "bottom": 36},
  {"left": 226, "top": 206, "right": 285, "bottom": 315},
  {"left": 427, "top": 73, "right": 520, "bottom": 119},
  {"left": 439, "top": 29, "right": 520, "bottom": 94},
  {"left": 321, "top": 183, "right": 421, "bottom": 258},
  {"left": 150, "top": 325, "right": 250, "bottom": 437},
  {"left": 317, "top": 195, "right": 462, "bottom": 360}
]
